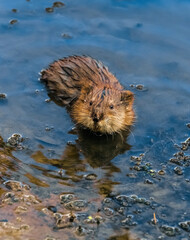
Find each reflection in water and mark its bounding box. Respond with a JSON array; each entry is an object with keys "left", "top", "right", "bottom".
[
  {"left": 74, "top": 129, "right": 131, "bottom": 167},
  {"left": 0, "top": 135, "right": 20, "bottom": 182},
  {"left": 109, "top": 231, "right": 138, "bottom": 240},
  {"left": 31, "top": 129, "right": 131, "bottom": 195}
]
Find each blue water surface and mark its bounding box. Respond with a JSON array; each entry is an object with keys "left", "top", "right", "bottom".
[{"left": 0, "top": 0, "right": 190, "bottom": 239}]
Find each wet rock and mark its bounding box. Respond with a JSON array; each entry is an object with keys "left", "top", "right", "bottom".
[
  {"left": 75, "top": 225, "right": 86, "bottom": 236},
  {"left": 42, "top": 207, "right": 52, "bottom": 216},
  {"left": 15, "top": 206, "right": 28, "bottom": 214},
  {"left": 174, "top": 166, "right": 183, "bottom": 175},
  {"left": 144, "top": 179, "right": 153, "bottom": 184},
  {"left": 60, "top": 194, "right": 75, "bottom": 203},
  {"left": 65, "top": 200, "right": 87, "bottom": 211},
  {"left": 158, "top": 236, "right": 165, "bottom": 240},
  {"left": 12, "top": 9, "right": 17, "bottom": 13},
  {"left": 54, "top": 212, "right": 75, "bottom": 228},
  {"left": 84, "top": 216, "right": 96, "bottom": 224},
  {"left": 170, "top": 151, "right": 190, "bottom": 166},
  {"left": 116, "top": 195, "right": 135, "bottom": 206},
  {"left": 47, "top": 206, "right": 57, "bottom": 213},
  {"left": 61, "top": 33, "right": 72, "bottom": 39},
  {"left": 158, "top": 170, "right": 165, "bottom": 175},
  {"left": 44, "top": 237, "right": 57, "bottom": 240},
  {"left": 53, "top": 1, "right": 65, "bottom": 8},
  {"left": 179, "top": 221, "right": 190, "bottom": 232},
  {"left": 45, "top": 98, "right": 51, "bottom": 103},
  {"left": 181, "top": 137, "right": 190, "bottom": 151},
  {"left": 0, "top": 221, "right": 29, "bottom": 234},
  {"left": 133, "top": 162, "right": 156, "bottom": 176},
  {"left": 45, "top": 126, "right": 54, "bottom": 131},
  {"left": 0, "top": 93, "right": 7, "bottom": 99},
  {"left": 103, "top": 198, "right": 112, "bottom": 204},
  {"left": 2, "top": 192, "right": 19, "bottom": 204},
  {"left": 83, "top": 215, "right": 103, "bottom": 225},
  {"left": 121, "top": 215, "right": 137, "bottom": 226},
  {"left": 9, "top": 19, "right": 18, "bottom": 25},
  {"left": 136, "top": 197, "right": 146, "bottom": 204},
  {"left": 103, "top": 207, "right": 114, "bottom": 216},
  {"left": 133, "top": 166, "right": 141, "bottom": 171},
  {"left": 186, "top": 123, "right": 190, "bottom": 128},
  {"left": 94, "top": 215, "right": 104, "bottom": 224},
  {"left": 115, "top": 194, "right": 151, "bottom": 209},
  {"left": 130, "top": 153, "right": 144, "bottom": 161},
  {"left": 7, "top": 133, "right": 23, "bottom": 148},
  {"left": 130, "top": 84, "right": 147, "bottom": 91},
  {"left": 35, "top": 89, "right": 40, "bottom": 93},
  {"left": 117, "top": 206, "right": 125, "bottom": 214},
  {"left": 21, "top": 194, "right": 40, "bottom": 204},
  {"left": 136, "top": 84, "right": 144, "bottom": 90},
  {"left": 84, "top": 173, "right": 97, "bottom": 180},
  {"left": 160, "top": 225, "right": 181, "bottom": 236},
  {"left": 4, "top": 180, "right": 30, "bottom": 191},
  {"left": 126, "top": 173, "right": 136, "bottom": 178},
  {"left": 45, "top": 7, "right": 54, "bottom": 13}
]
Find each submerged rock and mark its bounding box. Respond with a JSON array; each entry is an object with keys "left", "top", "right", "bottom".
[
  {"left": 7, "top": 133, "right": 23, "bottom": 148},
  {"left": 0, "top": 93, "right": 7, "bottom": 99},
  {"left": 53, "top": 1, "right": 65, "bottom": 8},
  {"left": 64, "top": 200, "right": 87, "bottom": 211}
]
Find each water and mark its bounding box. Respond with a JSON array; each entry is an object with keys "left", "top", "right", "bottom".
[{"left": 0, "top": 0, "right": 190, "bottom": 239}]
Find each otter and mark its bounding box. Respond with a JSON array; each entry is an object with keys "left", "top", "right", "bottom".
[{"left": 40, "top": 56, "right": 135, "bottom": 134}]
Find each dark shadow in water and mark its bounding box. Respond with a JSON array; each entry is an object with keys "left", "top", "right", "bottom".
[
  {"left": 73, "top": 128, "right": 132, "bottom": 167},
  {"left": 30, "top": 128, "right": 132, "bottom": 194},
  {"left": 108, "top": 231, "right": 137, "bottom": 240}
]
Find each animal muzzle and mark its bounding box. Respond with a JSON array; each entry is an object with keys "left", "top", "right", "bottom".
[{"left": 91, "top": 112, "right": 103, "bottom": 123}]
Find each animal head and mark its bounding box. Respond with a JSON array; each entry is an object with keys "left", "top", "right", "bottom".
[{"left": 71, "top": 86, "right": 134, "bottom": 134}]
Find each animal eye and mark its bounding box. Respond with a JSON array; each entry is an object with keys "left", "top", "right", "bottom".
[
  {"left": 89, "top": 101, "right": 93, "bottom": 106},
  {"left": 109, "top": 104, "right": 114, "bottom": 110}
]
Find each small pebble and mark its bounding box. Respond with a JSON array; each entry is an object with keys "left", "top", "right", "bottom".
[
  {"left": 65, "top": 200, "right": 87, "bottom": 211},
  {"left": 9, "top": 19, "right": 18, "bottom": 25},
  {"left": 75, "top": 225, "right": 86, "bottom": 236},
  {"left": 61, "top": 33, "right": 72, "bottom": 39},
  {"left": 60, "top": 194, "right": 75, "bottom": 203},
  {"left": 0, "top": 93, "right": 7, "bottom": 99},
  {"left": 45, "top": 236, "right": 57, "bottom": 240},
  {"left": 158, "top": 170, "right": 165, "bottom": 175},
  {"left": 103, "top": 207, "right": 114, "bottom": 216},
  {"left": 45, "top": 98, "right": 51, "bottom": 103},
  {"left": 45, "top": 7, "right": 54, "bottom": 13},
  {"left": 84, "top": 173, "right": 97, "bottom": 180},
  {"left": 144, "top": 179, "right": 153, "bottom": 184},
  {"left": 160, "top": 225, "right": 181, "bottom": 236},
  {"left": 47, "top": 206, "right": 57, "bottom": 213},
  {"left": 136, "top": 84, "right": 144, "bottom": 90},
  {"left": 174, "top": 166, "right": 183, "bottom": 175},
  {"left": 53, "top": 1, "right": 65, "bottom": 8},
  {"left": 7, "top": 133, "right": 23, "bottom": 147}
]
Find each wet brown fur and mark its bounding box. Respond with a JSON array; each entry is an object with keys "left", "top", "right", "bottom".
[{"left": 40, "top": 56, "right": 135, "bottom": 134}]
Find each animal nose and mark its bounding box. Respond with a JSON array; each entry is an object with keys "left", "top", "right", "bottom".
[
  {"left": 92, "top": 112, "right": 103, "bottom": 123},
  {"left": 92, "top": 113, "right": 99, "bottom": 123},
  {"left": 93, "top": 115, "right": 99, "bottom": 123}
]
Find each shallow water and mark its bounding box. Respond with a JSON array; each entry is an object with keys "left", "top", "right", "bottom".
[{"left": 0, "top": 0, "right": 190, "bottom": 239}]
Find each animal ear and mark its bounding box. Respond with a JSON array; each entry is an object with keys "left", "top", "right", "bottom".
[
  {"left": 121, "top": 90, "right": 134, "bottom": 104},
  {"left": 80, "top": 86, "right": 93, "bottom": 102},
  {"left": 81, "top": 85, "right": 93, "bottom": 95}
]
